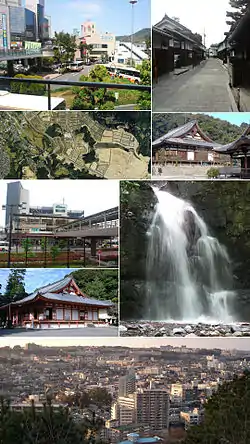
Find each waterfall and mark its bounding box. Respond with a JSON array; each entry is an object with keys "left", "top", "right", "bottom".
[{"left": 146, "top": 187, "right": 235, "bottom": 323}]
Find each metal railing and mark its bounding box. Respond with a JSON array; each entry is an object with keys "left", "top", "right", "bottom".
[
  {"left": 0, "top": 76, "right": 151, "bottom": 110},
  {"left": 0, "top": 49, "right": 42, "bottom": 58}
]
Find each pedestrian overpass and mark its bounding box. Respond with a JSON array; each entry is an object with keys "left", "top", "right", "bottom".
[{"left": 0, "top": 48, "right": 52, "bottom": 62}]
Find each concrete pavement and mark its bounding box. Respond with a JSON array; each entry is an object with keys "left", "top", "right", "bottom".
[
  {"left": 153, "top": 58, "right": 238, "bottom": 112},
  {"left": 0, "top": 326, "right": 118, "bottom": 337},
  {"left": 50, "top": 66, "right": 92, "bottom": 90}
]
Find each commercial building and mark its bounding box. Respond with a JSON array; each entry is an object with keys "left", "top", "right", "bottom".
[
  {"left": 114, "top": 41, "right": 148, "bottom": 65},
  {"left": 9, "top": 5, "right": 25, "bottom": 44},
  {"left": 0, "top": 4, "right": 10, "bottom": 50},
  {"left": 77, "top": 20, "right": 115, "bottom": 62},
  {"left": 135, "top": 389, "right": 169, "bottom": 431},
  {"left": 5, "top": 181, "right": 84, "bottom": 234},
  {"left": 0, "top": 275, "right": 114, "bottom": 328},
  {"left": 25, "top": 0, "right": 45, "bottom": 41}
]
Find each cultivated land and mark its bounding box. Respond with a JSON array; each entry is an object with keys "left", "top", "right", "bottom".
[{"left": 0, "top": 111, "right": 150, "bottom": 179}]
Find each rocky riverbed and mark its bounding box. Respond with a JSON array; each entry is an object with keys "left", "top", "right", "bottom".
[{"left": 119, "top": 322, "right": 250, "bottom": 337}]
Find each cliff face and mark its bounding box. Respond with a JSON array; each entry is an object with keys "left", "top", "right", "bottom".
[{"left": 120, "top": 181, "right": 250, "bottom": 321}]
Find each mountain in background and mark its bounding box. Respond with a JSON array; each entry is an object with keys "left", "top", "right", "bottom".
[
  {"left": 116, "top": 28, "right": 150, "bottom": 43},
  {"left": 152, "top": 113, "right": 249, "bottom": 145}
]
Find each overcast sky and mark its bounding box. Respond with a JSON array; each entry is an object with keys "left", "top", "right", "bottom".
[
  {"left": 0, "top": 180, "right": 119, "bottom": 227},
  {"left": 1, "top": 338, "right": 250, "bottom": 350},
  {"left": 152, "top": 0, "right": 232, "bottom": 47}
]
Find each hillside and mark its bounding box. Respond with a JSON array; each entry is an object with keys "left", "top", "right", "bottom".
[
  {"left": 116, "top": 27, "right": 150, "bottom": 43},
  {"left": 152, "top": 113, "right": 249, "bottom": 145}
]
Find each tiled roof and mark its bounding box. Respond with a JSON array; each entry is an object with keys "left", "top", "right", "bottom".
[{"left": 12, "top": 292, "right": 113, "bottom": 307}]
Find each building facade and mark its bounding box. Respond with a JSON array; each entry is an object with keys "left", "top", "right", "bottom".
[
  {"left": 77, "top": 21, "right": 115, "bottom": 62},
  {"left": 135, "top": 389, "right": 169, "bottom": 431},
  {"left": 0, "top": 275, "right": 113, "bottom": 328},
  {"left": 25, "top": 0, "right": 45, "bottom": 40}
]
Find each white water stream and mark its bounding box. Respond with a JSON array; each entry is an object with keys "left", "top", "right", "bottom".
[{"left": 146, "top": 188, "right": 235, "bottom": 323}]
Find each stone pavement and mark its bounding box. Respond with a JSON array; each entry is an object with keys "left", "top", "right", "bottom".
[{"left": 153, "top": 58, "right": 238, "bottom": 112}]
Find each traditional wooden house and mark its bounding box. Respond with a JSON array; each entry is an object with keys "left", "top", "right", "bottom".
[
  {"left": 152, "top": 120, "right": 227, "bottom": 165},
  {"left": 0, "top": 276, "right": 114, "bottom": 329},
  {"left": 213, "top": 125, "right": 250, "bottom": 177}
]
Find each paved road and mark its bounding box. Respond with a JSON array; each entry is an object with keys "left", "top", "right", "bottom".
[
  {"left": 0, "top": 327, "right": 118, "bottom": 337},
  {"left": 51, "top": 66, "right": 92, "bottom": 90},
  {"left": 153, "top": 58, "right": 238, "bottom": 112}
]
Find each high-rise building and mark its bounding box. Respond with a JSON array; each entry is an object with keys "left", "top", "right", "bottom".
[
  {"left": 119, "top": 370, "right": 136, "bottom": 397},
  {"left": 44, "top": 14, "right": 51, "bottom": 38},
  {"left": 9, "top": 6, "right": 25, "bottom": 43},
  {"left": 135, "top": 389, "right": 169, "bottom": 431},
  {"left": 25, "top": 0, "right": 44, "bottom": 40},
  {"left": 5, "top": 181, "right": 84, "bottom": 233},
  {"left": 112, "top": 395, "right": 136, "bottom": 426},
  {"left": 0, "top": 3, "right": 10, "bottom": 50},
  {"left": 0, "top": 0, "right": 22, "bottom": 6},
  {"left": 5, "top": 181, "right": 30, "bottom": 227},
  {"left": 25, "top": 7, "right": 36, "bottom": 40}
]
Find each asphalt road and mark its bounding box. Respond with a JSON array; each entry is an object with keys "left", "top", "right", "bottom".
[
  {"left": 0, "top": 327, "right": 118, "bottom": 337},
  {"left": 51, "top": 66, "right": 92, "bottom": 90}
]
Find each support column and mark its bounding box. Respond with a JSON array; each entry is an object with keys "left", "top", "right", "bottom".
[
  {"left": 43, "top": 236, "right": 47, "bottom": 268},
  {"left": 83, "top": 238, "right": 86, "bottom": 267},
  {"left": 67, "top": 238, "right": 70, "bottom": 268},
  {"left": 7, "top": 60, "right": 14, "bottom": 77},
  {"left": 91, "top": 238, "right": 97, "bottom": 256}
]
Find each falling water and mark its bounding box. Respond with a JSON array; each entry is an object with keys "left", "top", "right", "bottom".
[{"left": 146, "top": 188, "right": 235, "bottom": 323}]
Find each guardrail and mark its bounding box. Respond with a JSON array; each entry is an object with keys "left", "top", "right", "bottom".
[
  {"left": 0, "top": 49, "right": 42, "bottom": 58},
  {"left": 0, "top": 76, "right": 151, "bottom": 110}
]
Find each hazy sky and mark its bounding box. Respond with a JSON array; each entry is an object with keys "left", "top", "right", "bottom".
[
  {"left": 1, "top": 337, "right": 250, "bottom": 350},
  {"left": 152, "top": 0, "right": 232, "bottom": 47},
  {"left": 0, "top": 180, "right": 119, "bottom": 227},
  {"left": 0, "top": 269, "right": 79, "bottom": 294},
  {"left": 43, "top": 0, "right": 151, "bottom": 36}
]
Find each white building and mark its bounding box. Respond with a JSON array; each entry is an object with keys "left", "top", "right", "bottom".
[{"left": 114, "top": 40, "right": 148, "bottom": 66}]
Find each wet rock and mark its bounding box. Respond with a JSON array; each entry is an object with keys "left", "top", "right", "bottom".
[
  {"left": 233, "top": 331, "right": 242, "bottom": 337},
  {"left": 119, "top": 325, "right": 128, "bottom": 332},
  {"left": 184, "top": 325, "right": 193, "bottom": 334},
  {"left": 172, "top": 327, "right": 186, "bottom": 336},
  {"left": 185, "top": 333, "right": 198, "bottom": 337}
]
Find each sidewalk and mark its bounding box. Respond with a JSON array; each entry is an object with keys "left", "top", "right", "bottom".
[{"left": 153, "top": 58, "right": 238, "bottom": 112}]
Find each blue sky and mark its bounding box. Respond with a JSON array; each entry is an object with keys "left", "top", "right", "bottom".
[
  {"left": 0, "top": 269, "right": 79, "bottom": 294},
  {"left": 206, "top": 113, "right": 250, "bottom": 126},
  {"left": 43, "top": 0, "right": 151, "bottom": 35}
]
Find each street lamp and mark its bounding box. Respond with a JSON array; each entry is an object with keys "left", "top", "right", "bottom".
[
  {"left": 129, "top": 0, "right": 138, "bottom": 66},
  {"left": 2, "top": 203, "right": 27, "bottom": 268}
]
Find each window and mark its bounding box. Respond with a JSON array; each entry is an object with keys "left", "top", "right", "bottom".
[{"left": 80, "top": 310, "right": 88, "bottom": 321}]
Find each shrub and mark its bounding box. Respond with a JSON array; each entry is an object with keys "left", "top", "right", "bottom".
[
  {"left": 207, "top": 167, "right": 220, "bottom": 179},
  {"left": 10, "top": 74, "right": 46, "bottom": 96}
]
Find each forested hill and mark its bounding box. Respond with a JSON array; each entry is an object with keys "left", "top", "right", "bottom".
[
  {"left": 152, "top": 113, "right": 249, "bottom": 145},
  {"left": 117, "top": 28, "right": 150, "bottom": 43}
]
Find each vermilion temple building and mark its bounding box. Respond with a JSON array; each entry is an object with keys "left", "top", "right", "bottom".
[
  {"left": 152, "top": 120, "right": 250, "bottom": 178},
  {"left": 0, "top": 276, "right": 114, "bottom": 329}
]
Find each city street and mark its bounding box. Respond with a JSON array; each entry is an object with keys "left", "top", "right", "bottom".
[
  {"left": 153, "top": 58, "right": 238, "bottom": 112},
  {"left": 50, "top": 65, "right": 92, "bottom": 90},
  {"left": 0, "top": 326, "right": 118, "bottom": 337}
]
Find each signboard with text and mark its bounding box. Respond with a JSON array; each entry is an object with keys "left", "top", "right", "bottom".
[
  {"left": 25, "top": 41, "right": 42, "bottom": 50},
  {"left": 2, "top": 14, "right": 7, "bottom": 49}
]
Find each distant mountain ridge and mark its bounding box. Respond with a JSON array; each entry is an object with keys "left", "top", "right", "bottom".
[{"left": 116, "top": 28, "right": 150, "bottom": 43}]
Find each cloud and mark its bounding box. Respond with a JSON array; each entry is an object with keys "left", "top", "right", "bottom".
[{"left": 67, "top": 1, "right": 102, "bottom": 16}]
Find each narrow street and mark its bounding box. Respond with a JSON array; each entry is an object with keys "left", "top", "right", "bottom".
[{"left": 153, "top": 58, "right": 238, "bottom": 112}]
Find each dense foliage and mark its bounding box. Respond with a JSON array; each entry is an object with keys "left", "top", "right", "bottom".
[
  {"left": 136, "top": 60, "right": 151, "bottom": 110},
  {"left": 226, "top": 0, "right": 249, "bottom": 31},
  {"left": 71, "top": 269, "right": 118, "bottom": 303},
  {"left": 53, "top": 31, "right": 77, "bottom": 65},
  {"left": 0, "top": 399, "right": 105, "bottom": 444},
  {"left": 185, "top": 371, "right": 250, "bottom": 444},
  {"left": 92, "top": 111, "right": 151, "bottom": 157},
  {"left": 0, "top": 269, "right": 27, "bottom": 307},
  {"left": 10, "top": 74, "right": 46, "bottom": 96},
  {"left": 152, "top": 113, "right": 248, "bottom": 145},
  {"left": 71, "top": 65, "right": 116, "bottom": 110}
]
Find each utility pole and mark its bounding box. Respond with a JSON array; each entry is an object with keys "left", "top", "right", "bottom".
[{"left": 129, "top": 0, "right": 138, "bottom": 66}]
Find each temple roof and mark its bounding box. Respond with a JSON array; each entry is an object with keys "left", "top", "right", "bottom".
[
  {"left": 152, "top": 120, "right": 221, "bottom": 150},
  {"left": 9, "top": 275, "right": 113, "bottom": 308},
  {"left": 213, "top": 126, "right": 250, "bottom": 154}
]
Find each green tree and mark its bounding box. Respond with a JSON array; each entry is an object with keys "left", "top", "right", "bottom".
[
  {"left": 54, "top": 31, "right": 77, "bottom": 65},
  {"left": 88, "top": 388, "right": 112, "bottom": 407},
  {"left": 226, "top": 0, "right": 249, "bottom": 30},
  {"left": 50, "top": 245, "right": 61, "bottom": 264},
  {"left": 136, "top": 60, "right": 151, "bottom": 110},
  {"left": 71, "top": 65, "right": 116, "bottom": 110},
  {"left": 207, "top": 167, "right": 220, "bottom": 179},
  {"left": 71, "top": 269, "right": 118, "bottom": 302},
  {"left": 0, "top": 398, "right": 98, "bottom": 444},
  {"left": 0, "top": 270, "right": 26, "bottom": 306},
  {"left": 184, "top": 371, "right": 250, "bottom": 444}
]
